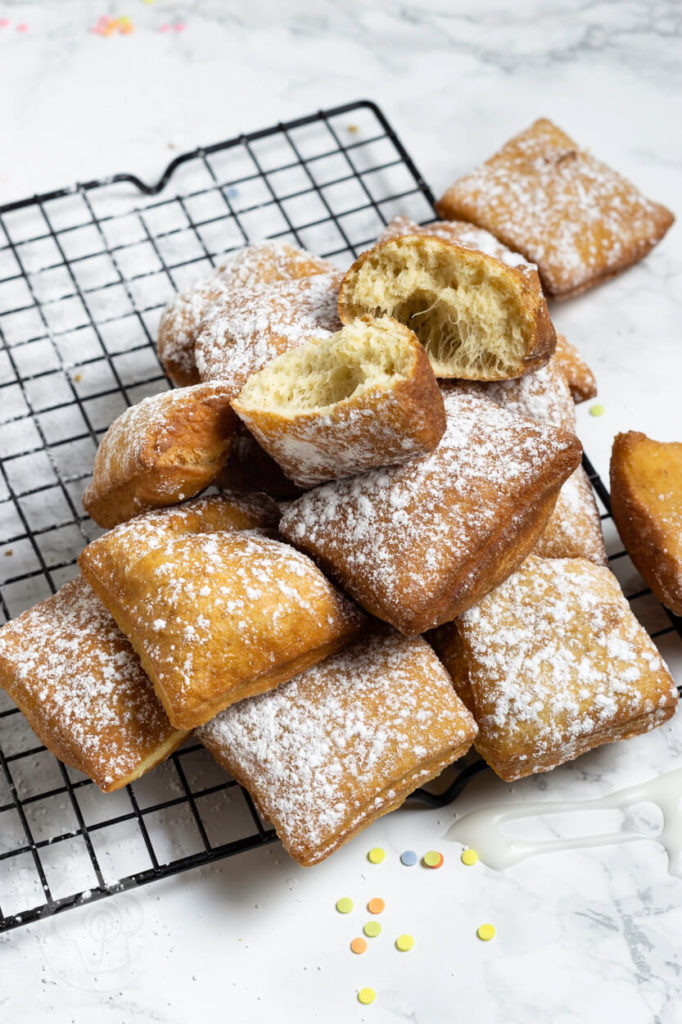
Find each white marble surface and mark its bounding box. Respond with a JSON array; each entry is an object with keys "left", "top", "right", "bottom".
[{"left": 1, "top": 1, "right": 681, "bottom": 1022}]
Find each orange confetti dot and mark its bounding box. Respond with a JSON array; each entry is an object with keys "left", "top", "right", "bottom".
[
  {"left": 350, "top": 937, "right": 367, "bottom": 955},
  {"left": 367, "top": 898, "right": 385, "bottom": 915}
]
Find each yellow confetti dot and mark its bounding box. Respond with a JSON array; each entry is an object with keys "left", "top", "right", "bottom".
[
  {"left": 423, "top": 850, "right": 443, "bottom": 868},
  {"left": 351, "top": 937, "right": 367, "bottom": 954},
  {"left": 461, "top": 848, "right": 479, "bottom": 866},
  {"left": 336, "top": 897, "right": 353, "bottom": 914},
  {"left": 347, "top": 124, "right": 359, "bottom": 134},
  {"left": 367, "top": 897, "right": 385, "bottom": 915},
  {"left": 367, "top": 847, "right": 385, "bottom": 864},
  {"left": 363, "top": 920, "right": 381, "bottom": 938},
  {"left": 358, "top": 987, "right": 376, "bottom": 1005},
  {"left": 395, "top": 933, "right": 414, "bottom": 952},
  {"left": 477, "top": 923, "right": 496, "bottom": 941},
  {"left": 589, "top": 403, "right": 605, "bottom": 417}
]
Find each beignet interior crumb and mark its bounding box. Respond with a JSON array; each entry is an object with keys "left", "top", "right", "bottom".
[
  {"left": 236, "top": 318, "right": 417, "bottom": 416},
  {"left": 341, "top": 238, "right": 531, "bottom": 378}
]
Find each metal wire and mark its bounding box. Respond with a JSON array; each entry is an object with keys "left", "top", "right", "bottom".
[{"left": 0, "top": 100, "right": 680, "bottom": 933}]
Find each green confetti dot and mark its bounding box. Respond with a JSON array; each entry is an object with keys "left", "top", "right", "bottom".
[
  {"left": 336, "top": 897, "right": 353, "bottom": 914},
  {"left": 363, "top": 920, "right": 382, "bottom": 938},
  {"left": 589, "top": 403, "right": 605, "bottom": 417}
]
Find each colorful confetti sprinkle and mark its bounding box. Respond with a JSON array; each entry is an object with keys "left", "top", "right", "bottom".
[
  {"left": 16, "top": 23, "right": 28, "bottom": 32},
  {"left": 0, "top": 19, "right": 9, "bottom": 28},
  {"left": 174, "top": 22, "right": 186, "bottom": 31},
  {"left": 461, "top": 848, "right": 479, "bottom": 866},
  {"left": 589, "top": 403, "right": 605, "bottom": 417},
  {"left": 423, "top": 850, "right": 444, "bottom": 869},
  {"left": 363, "top": 921, "right": 381, "bottom": 938},
  {"left": 367, "top": 897, "right": 385, "bottom": 915},
  {"left": 477, "top": 923, "right": 496, "bottom": 942},
  {"left": 335, "top": 897, "right": 353, "bottom": 914},
  {"left": 347, "top": 124, "right": 359, "bottom": 134},
  {"left": 357, "top": 987, "right": 376, "bottom": 1005},
  {"left": 350, "top": 937, "right": 367, "bottom": 955},
  {"left": 93, "top": 16, "right": 134, "bottom": 36},
  {"left": 367, "top": 847, "right": 385, "bottom": 865},
  {"left": 395, "top": 933, "right": 414, "bottom": 952},
  {"left": 400, "top": 849, "right": 417, "bottom": 867}
]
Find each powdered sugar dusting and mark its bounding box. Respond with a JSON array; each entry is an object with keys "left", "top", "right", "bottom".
[
  {"left": 535, "top": 467, "right": 607, "bottom": 565},
  {"left": 379, "top": 216, "right": 535, "bottom": 273},
  {"left": 197, "top": 630, "right": 477, "bottom": 862},
  {"left": 483, "top": 358, "right": 576, "bottom": 433}
]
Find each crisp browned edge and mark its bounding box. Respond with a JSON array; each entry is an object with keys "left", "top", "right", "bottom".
[
  {"left": 610, "top": 431, "right": 682, "bottom": 615},
  {"left": 554, "top": 333, "right": 598, "bottom": 404}
]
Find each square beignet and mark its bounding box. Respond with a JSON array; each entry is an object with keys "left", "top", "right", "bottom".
[
  {"left": 197, "top": 628, "right": 477, "bottom": 866},
  {"left": 435, "top": 118, "right": 674, "bottom": 298},
  {"left": 610, "top": 431, "right": 682, "bottom": 615},
  {"left": 433, "top": 555, "right": 678, "bottom": 782},
  {"left": 280, "top": 389, "right": 581, "bottom": 634},
  {"left": 82, "top": 381, "right": 237, "bottom": 529},
  {"left": 78, "top": 495, "right": 364, "bottom": 729},
  {"left": 157, "top": 240, "right": 336, "bottom": 387},
  {"left": 0, "top": 578, "right": 187, "bottom": 792},
  {"left": 554, "top": 333, "right": 597, "bottom": 404},
  {"left": 232, "top": 317, "right": 445, "bottom": 487}
]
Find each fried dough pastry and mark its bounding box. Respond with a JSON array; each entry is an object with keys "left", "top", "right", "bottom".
[
  {"left": 215, "top": 431, "right": 306, "bottom": 500},
  {"left": 432, "top": 556, "right": 678, "bottom": 782},
  {"left": 280, "top": 389, "right": 581, "bottom": 634},
  {"left": 435, "top": 118, "right": 674, "bottom": 298},
  {"left": 379, "top": 215, "right": 536, "bottom": 275},
  {"left": 554, "top": 333, "right": 597, "bottom": 404},
  {"left": 337, "top": 235, "right": 555, "bottom": 380},
  {"left": 157, "top": 241, "right": 335, "bottom": 387},
  {"left": 195, "top": 271, "right": 343, "bottom": 397},
  {"left": 82, "top": 382, "right": 237, "bottom": 529},
  {"left": 198, "top": 628, "right": 477, "bottom": 866},
  {"left": 0, "top": 578, "right": 187, "bottom": 792},
  {"left": 610, "top": 431, "right": 682, "bottom": 615},
  {"left": 78, "top": 495, "right": 363, "bottom": 729},
  {"left": 232, "top": 317, "right": 445, "bottom": 487}
]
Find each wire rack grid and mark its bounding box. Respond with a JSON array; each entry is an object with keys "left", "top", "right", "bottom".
[{"left": 0, "top": 100, "right": 680, "bottom": 934}]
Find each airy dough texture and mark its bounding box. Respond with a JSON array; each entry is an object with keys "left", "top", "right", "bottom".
[
  {"left": 432, "top": 556, "right": 678, "bottom": 782},
  {"left": 233, "top": 317, "right": 445, "bottom": 487},
  {"left": 337, "top": 235, "right": 555, "bottom": 380},
  {"left": 610, "top": 431, "right": 682, "bottom": 615}
]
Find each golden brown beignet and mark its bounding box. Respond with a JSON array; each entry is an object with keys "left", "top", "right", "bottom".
[
  {"left": 215, "top": 431, "right": 306, "bottom": 500},
  {"left": 77, "top": 495, "right": 364, "bottom": 729},
  {"left": 482, "top": 356, "right": 577, "bottom": 433},
  {"left": 232, "top": 317, "right": 445, "bottom": 487},
  {"left": 610, "top": 431, "right": 682, "bottom": 615},
  {"left": 0, "top": 578, "right": 187, "bottom": 792},
  {"left": 157, "top": 241, "right": 336, "bottom": 387},
  {"left": 197, "top": 628, "right": 477, "bottom": 866},
  {"left": 433, "top": 556, "right": 678, "bottom": 782},
  {"left": 280, "top": 389, "right": 581, "bottom": 634},
  {"left": 554, "top": 333, "right": 597, "bottom": 404},
  {"left": 435, "top": 118, "right": 674, "bottom": 299},
  {"left": 195, "top": 271, "right": 343, "bottom": 397},
  {"left": 337, "top": 235, "right": 555, "bottom": 381},
  {"left": 82, "top": 382, "right": 237, "bottom": 529}
]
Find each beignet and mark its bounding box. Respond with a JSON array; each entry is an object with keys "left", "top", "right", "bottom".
[
  {"left": 157, "top": 241, "right": 335, "bottom": 387},
  {"left": 197, "top": 628, "right": 477, "bottom": 866},
  {"left": 77, "top": 495, "right": 364, "bottom": 729},
  {"left": 280, "top": 389, "right": 581, "bottom": 634},
  {"left": 554, "top": 333, "right": 597, "bottom": 404},
  {"left": 232, "top": 317, "right": 445, "bottom": 487},
  {"left": 195, "top": 271, "right": 343, "bottom": 396},
  {"left": 215, "top": 431, "right": 306, "bottom": 500},
  {"left": 433, "top": 556, "right": 678, "bottom": 782},
  {"left": 0, "top": 578, "right": 187, "bottom": 792},
  {"left": 435, "top": 118, "right": 674, "bottom": 298},
  {"left": 337, "top": 235, "right": 555, "bottom": 380},
  {"left": 82, "top": 382, "right": 237, "bottom": 529},
  {"left": 610, "top": 431, "right": 682, "bottom": 615}
]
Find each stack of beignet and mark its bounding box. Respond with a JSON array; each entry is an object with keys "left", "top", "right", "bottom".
[{"left": 1, "top": 119, "right": 677, "bottom": 868}]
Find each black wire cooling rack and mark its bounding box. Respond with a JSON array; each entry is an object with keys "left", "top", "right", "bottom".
[{"left": 1, "top": 100, "right": 680, "bottom": 934}]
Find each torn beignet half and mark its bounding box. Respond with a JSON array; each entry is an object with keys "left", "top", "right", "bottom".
[
  {"left": 432, "top": 556, "right": 678, "bottom": 782},
  {"left": 78, "top": 495, "right": 364, "bottom": 729},
  {"left": 337, "top": 235, "right": 555, "bottom": 381},
  {"left": 0, "top": 577, "right": 187, "bottom": 792},
  {"left": 82, "top": 381, "right": 238, "bottom": 529},
  {"left": 610, "top": 431, "right": 682, "bottom": 616},
  {"left": 157, "top": 240, "right": 336, "bottom": 387},
  {"left": 232, "top": 317, "right": 446, "bottom": 488},
  {"left": 197, "top": 628, "right": 477, "bottom": 866},
  {"left": 280, "top": 389, "right": 581, "bottom": 635}
]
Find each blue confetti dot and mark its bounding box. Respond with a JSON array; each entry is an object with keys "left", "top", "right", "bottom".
[{"left": 400, "top": 849, "right": 417, "bottom": 866}]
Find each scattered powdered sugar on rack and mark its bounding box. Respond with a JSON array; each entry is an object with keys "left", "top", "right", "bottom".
[
  {"left": 0, "top": 577, "right": 178, "bottom": 789},
  {"left": 378, "top": 215, "right": 535, "bottom": 273},
  {"left": 197, "top": 630, "right": 477, "bottom": 864}
]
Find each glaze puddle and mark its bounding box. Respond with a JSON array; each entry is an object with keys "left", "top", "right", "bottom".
[{"left": 447, "top": 766, "right": 682, "bottom": 875}]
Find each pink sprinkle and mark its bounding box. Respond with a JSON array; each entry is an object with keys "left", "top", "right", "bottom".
[
  {"left": 174, "top": 22, "right": 186, "bottom": 31},
  {"left": 16, "top": 23, "right": 29, "bottom": 32},
  {"left": 160, "top": 23, "right": 170, "bottom": 32},
  {"left": 0, "top": 18, "right": 9, "bottom": 28}
]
